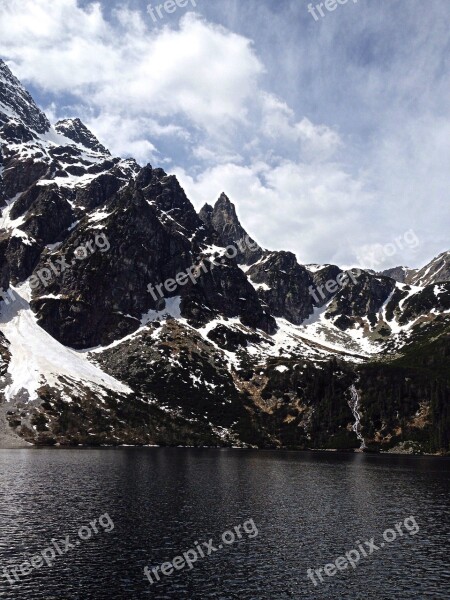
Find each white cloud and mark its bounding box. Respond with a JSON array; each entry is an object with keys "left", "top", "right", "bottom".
[
  {"left": 0, "top": 1, "right": 264, "bottom": 135},
  {"left": 0, "top": 0, "right": 112, "bottom": 88},
  {"left": 82, "top": 112, "right": 193, "bottom": 165},
  {"left": 260, "top": 93, "right": 342, "bottom": 162},
  {"left": 85, "top": 114, "right": 160, "bottom": 164},
  {"left": 1, "top": 0, "right": 448, "bottom": 271},
  {"left": 174, "top": 159, "right": 373, "bottom": 265}
]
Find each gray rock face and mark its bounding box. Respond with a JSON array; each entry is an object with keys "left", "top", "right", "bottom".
[
  {"left": 407, "top": 251, "right": 450, "bottom": 286},
  {"left": 181, "top": 255, "right": 277, "bottom": 334},
  {"left": 381, "top": 254, "right": 450, "bottom": 287},
  {"left": 54, "top": 118, "right": 109, "bottom": 154},
  {"left": 31, "top": 184, "right": 196, "bottom": 348},
  {"left": 30, "top": 171, "right": 276, "bottom": 347},
  {"left": 326, "top": 272, "right": 396, "bottom": 329},
  {"left": 247, "top": 251, "right": 315, "bottom": 324},
  {"left": 398, "top": 283, "right": 450, "bottom": 325},
  {"left": 1, "top": 154, "right": 49, "bottom": 199},
  {"left": 309, "top": 265, "right": 343, "bottom": 306},
  {"left": 380, "top": 266, "right": 415, "bottom": 284},
  {"left": 0, "top": 236, "right": 10, "bottom": 291},
  {"left": 1, "top": 61, "right": 449, "bottom": 453},
  {"left": 0, "top": 148, "right": 6, "bottom": 211},
  {"left": 19, "top": 188, "right": 74, "bottom": 245},
  {"left": 199, "top": 193, "right": 264, "bottom": 265},
  {"left": 141, "top": 167, "right": 207, "bottom": 242},
  {"left": 0, "top": 60, "right": 50, "bottom": 133}
]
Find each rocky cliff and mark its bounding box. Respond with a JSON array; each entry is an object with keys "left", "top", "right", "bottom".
[{"left": 1, "top": 60, "right": 449, "bottom": 453}]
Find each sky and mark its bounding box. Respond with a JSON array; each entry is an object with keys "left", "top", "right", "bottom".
[{"left": 0, "top": 0, "right": 449, "bottom": 270}]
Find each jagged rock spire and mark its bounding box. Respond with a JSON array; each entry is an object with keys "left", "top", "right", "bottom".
[{"left": 199, "top": 192, "right": 264, "bottom": 265}]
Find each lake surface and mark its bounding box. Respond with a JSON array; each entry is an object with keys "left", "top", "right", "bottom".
[{"left": 0, "top": 449, "right": 449, "bottom": 599}]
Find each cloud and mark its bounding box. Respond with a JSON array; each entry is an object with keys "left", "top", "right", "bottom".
[
  {"left": 0, "top": 0, "right": 111, "bottom": 88},
  {"left": 0, "top": 1, "right": 264, "bottom": 134},
  {"left": 0, "top": 0, "right": 273, "bottom": 167},
  {"left": 1, "top": 0, "right": 448, "bottom": 270},
  {"left": 260, "top": 93, "right": 342, "bottom": 162},
  {"left": 174, "top": 159, "right": 373, "bottom": 265}
]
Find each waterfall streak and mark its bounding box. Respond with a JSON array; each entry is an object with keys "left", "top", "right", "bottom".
[{"left": 349, "top": 385, "right": 366, "bottom": 449}]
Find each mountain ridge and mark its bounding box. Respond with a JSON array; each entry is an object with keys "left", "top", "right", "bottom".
[{"left": 1, "top": 60, "right": 449, "bottom": 454}]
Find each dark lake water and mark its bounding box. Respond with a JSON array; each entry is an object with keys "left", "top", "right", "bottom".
[{"left": 0, "top": 448, "right": 449, "bottom": 599}]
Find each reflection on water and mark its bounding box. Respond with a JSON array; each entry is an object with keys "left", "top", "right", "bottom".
[{"left": 0, "top": 449, "right": 449, "bottom": 599}]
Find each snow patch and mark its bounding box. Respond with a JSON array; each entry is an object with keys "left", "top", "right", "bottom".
[{"left": 0, "top": 283, "right": 132, "bottom": 402}]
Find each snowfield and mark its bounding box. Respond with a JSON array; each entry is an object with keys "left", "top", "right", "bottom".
[{"left": 0, "top": 283, "right": 132, "bottom": 403}]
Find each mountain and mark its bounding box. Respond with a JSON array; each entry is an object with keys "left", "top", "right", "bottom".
[
  {"left": 381, "top": 253, "right": 450, "bottom": 287},
  {"left": 380, "top": 266, "right": 416, "bottom": 284},
  {"left": 0, "top": 60, "right": 50, "bottom": 134},
  {"left": 407, "top": 251, "right": 450, "bottom": 286},
  {"left": 1, "top": 60, "right": 449, "bottom": 453}
]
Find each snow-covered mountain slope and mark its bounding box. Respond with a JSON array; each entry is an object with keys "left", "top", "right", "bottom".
[
  {"left": 380, "top": 252, "right": 450, "bottom": 287},
  {"left": 0, "top": 60, "right": 50, "bottom": 134},
  {"left": 407, "top": 251, "right": 450, "bottom": 286},
  {"left": 0, "top": 282, "right": 131, "bottom": 403},
  {"left": 1, "top": 60, "right": 449, "bottom": 452}
]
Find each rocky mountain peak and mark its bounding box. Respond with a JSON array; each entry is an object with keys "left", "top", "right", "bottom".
[
  {"left": 407, "top": 251, "right": 450, "bottom": 286},
  {"left": 380, "top": 266, "right": 416, "bottom": 284},
  {"left": 0, "top": 59, "right": 50, "bottom": 134},
  {"left": 213, "top": 193, "right": 244, "bottom": 231},
  {"left": 54, "top": 118, "right": 109, "bottom": 154},
  {"left": 141, "top": 170, "right": 205, "bottom": 238},
  {"left": 1, "top": 61, "right": 450, "bottom": 454},
  {"left": 215, "top": 191, "right": 233, "bottom": 207},
  {"left": 380, "top": 252, "right": 450, "bottom": 287},
  {"left": 200, "top": 193, "right": 264, "bottom": 265},
  {"left": 198, "top": 203, "right": 214, "bottom": 228}
]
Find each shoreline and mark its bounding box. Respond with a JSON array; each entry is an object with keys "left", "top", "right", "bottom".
[
  {"left": 0, "top": 403, "right": 33, "bottom": 449},
  {"left": 0, "top": 441, "right": 446, "bottom": 457}
]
